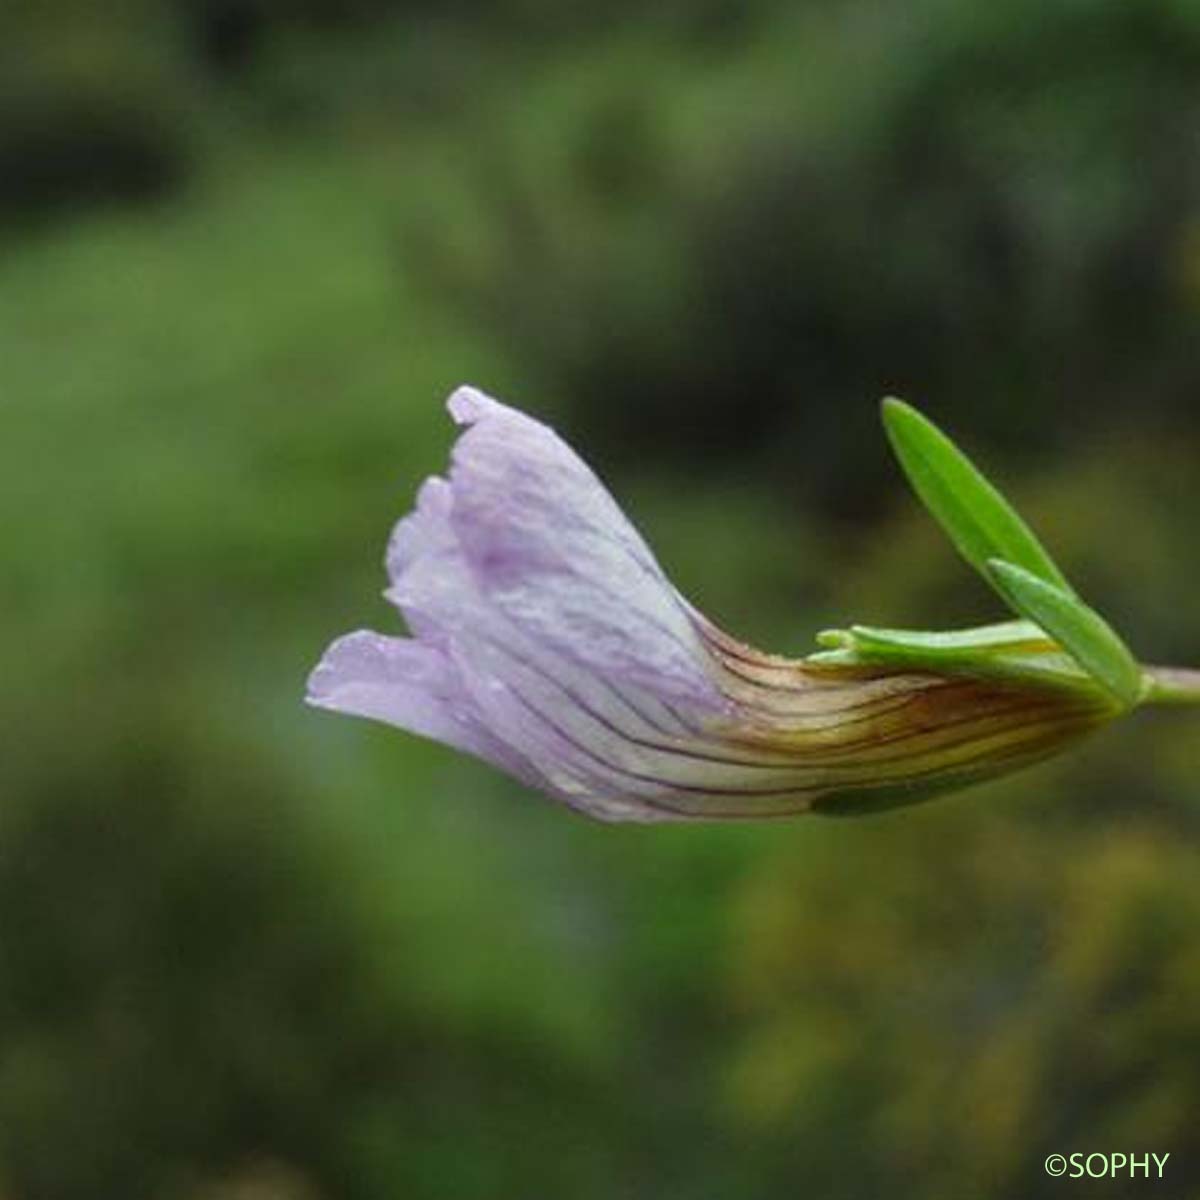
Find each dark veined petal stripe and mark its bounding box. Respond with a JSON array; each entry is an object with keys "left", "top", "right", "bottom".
[
  {"left": 475, "top": 629, "right": 1105, "bottom": 782},
  {"left": 464, "top": 629, "right": 1109, "bottom": 820},
  {"left": 688, "top": 610, "right": 963, "bottom": 718},
  {"left": 698, "top": 634, "right": 952, "bottom": 718},
  {"left": 474, "top": 629, "right": 966, "bottom": 770},
  {"left": 721, "top": 693, "right": 1095, "bottom": 766},
  {"left": 502, "top": 678, "right": 1103, "bottom": 820}
]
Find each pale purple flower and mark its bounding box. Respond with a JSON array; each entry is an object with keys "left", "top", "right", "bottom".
[{"left": 306, "top": 388, "right": 1110, "bottom": 821}]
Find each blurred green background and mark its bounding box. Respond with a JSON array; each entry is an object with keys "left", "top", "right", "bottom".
[{"left": 3, "top": 2, "right": 1200, "bottom": 1197}]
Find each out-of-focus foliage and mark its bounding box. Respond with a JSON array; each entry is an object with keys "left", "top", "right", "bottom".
[
  {"left": 1, "top": 1, "right": 1198, "bottom": 1197},
  {"left": 0, "top": 2, "right": 194, "bottom": 222}
]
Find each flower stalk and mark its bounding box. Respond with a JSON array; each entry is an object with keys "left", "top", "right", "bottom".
[{"left": 1143, "top": 666, "right": 1200, "bottom": 707}]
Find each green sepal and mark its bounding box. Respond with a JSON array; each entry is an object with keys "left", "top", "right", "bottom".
[
  {"left": 808, "top": 619, "right": 1104, "bottom": 696},
  {"left": 881, "top": 397, "right": 1075, "bottom": 597},
  {"left": 985, "top": 559, "right": 1145, "bottom": 709},
  {"left": 841, "top": 619, "right": 1049, "bottom": 655}
]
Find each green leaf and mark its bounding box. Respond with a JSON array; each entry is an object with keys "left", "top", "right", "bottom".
[
  {"left": 985, "top": 559, "right": 1144, "bottom": 708},
  {"left": 881, "top": 397, "right": 1075, "bottom": 597}
]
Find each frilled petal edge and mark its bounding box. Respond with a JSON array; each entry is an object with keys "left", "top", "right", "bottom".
[{"left": 306, "top": 629, "right": 550, "bottom": 789}]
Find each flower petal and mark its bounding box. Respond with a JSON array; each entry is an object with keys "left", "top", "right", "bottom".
[
  {"left": 442, "top": 387, "right": 726, "bottom": 711},
  {"left": 305, "top": 629, "right": 550, "bottom": 789}
]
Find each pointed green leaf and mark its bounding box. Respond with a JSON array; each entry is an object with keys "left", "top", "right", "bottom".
[
  {"left": 985, "top": 559, "right": 1144, "bottom": 708},
  {"left": 881, "top": 397, "right": 1075, "bottom": 597}
]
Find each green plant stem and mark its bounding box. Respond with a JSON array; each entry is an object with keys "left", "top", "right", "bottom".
[{"left": 1143, "top": 666, "right": 1200, "bottom": 706}]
